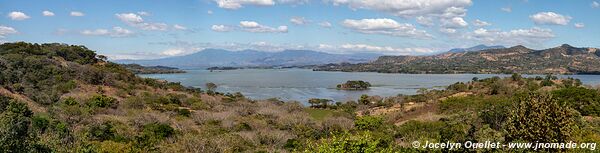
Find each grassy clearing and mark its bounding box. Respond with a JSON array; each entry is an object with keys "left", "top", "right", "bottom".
[{"left": 305, "top": 108, "right": 336, "bottom": 121}]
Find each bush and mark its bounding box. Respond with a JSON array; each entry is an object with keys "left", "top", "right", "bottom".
[
  {"left": 142, "top": 123, "right": 175, "bottom": 140},
  {"left": 87, "top": 95, "right": 116, "bottom": 108},
  {"left": 506, "top": 92, "right": 578, "bottom": 144},
  {"left": 552, "top": 87, "right": 600, "bottom": 116},
  {"left": 354, "top": 116, "right": 384, "bottom": 131},
  {"left": 88, "top": 122, "right": 117, "bottom": 141}
]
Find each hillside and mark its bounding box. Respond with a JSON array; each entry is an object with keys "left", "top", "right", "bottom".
[
  {"left": 120, "top": 64, "right": 185, "bottom": 74},
  {"left": 115, "top": 49, "right": 381, "bottom": 68},
  {"left": 315, "top": 44, "right": 600, "bottom": 74},
  {"left": 1, "top": 42, "right": 599, "bottom": 152}
]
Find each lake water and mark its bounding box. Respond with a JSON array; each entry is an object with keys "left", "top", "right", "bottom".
[{"left": 141, "top": 69, "right": 600, "bottom": 103}]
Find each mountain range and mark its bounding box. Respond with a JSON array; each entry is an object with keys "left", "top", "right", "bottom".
[
  {"left": 447, "top": 44, "right": 506, "bottom": 53},
  {"left": 315, "top": 44, "right": 600, "bottom": 74},
  {"left": 115, "top": 49, "right": 381, "bottom": 68}
]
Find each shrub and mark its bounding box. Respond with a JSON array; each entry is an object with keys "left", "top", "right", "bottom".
[
  {"left": 88, "top": 122, "right": 117, "bottom": 141},
  {"left": 354, "top": 116, "right": 384, "bottom": 131},
  {"left": 87, "top": 95, "right": 116, "bottom": 108},
  {"left": 506, "top": 92, "right": 578, "bottom": 144},
  {"left": 552, "top": 87, "right": 600, "bottom": 116},
  {"left": 63, "top": 97, "right": 78, "bottom": 106},
  {"left": 142, "top": 123, "right": 175, "bottom": 140}
]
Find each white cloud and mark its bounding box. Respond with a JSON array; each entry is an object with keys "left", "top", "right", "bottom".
[
  {"left": 592, "top": 1, "right": 599, "bottom": 8},
  {"left": 466, "top": 27, "right": 554, "bottom": 47},
  {"left": 0, "top": 25, "right": 18, "bottom": 38},
  {"left": 440, "top": 17, "right": 468, "bottom": 28},
  {"left": 70, "top": 11, "right": 85, "bottom": 17},
  {"left": 277, "top": 0, "right": 308, "bottom": 5},
  {"left": 115, "top": 13, "right": 169, "bottom": 31},
  {"left": 211, "top": 25, "right": 233, "bottom": 32},
  {"left": 214, "top": 0, "right": 275, "bottom": 9},
  {"left": 239, "top": 21, "right": 288, "bottom": 33},
  {"left": 439, "top": 28, "right": 457, "bottom": 34},
  {"left": 290, "top": 16, "right": 309, "bottom": 25},
  {"left": 330, "top": 0, "right": 472, "bottom": 17},
  {"left": 318, "top": 21, "right": 332, "bottom": 28},
  {"left": 472, "top": 19, "right": 491, "bottom": 27},
  {"left": 341, "top": 18, "right": 432, "bottom": 39},
  {"left": 529, "top": 12, "right": 571, "bottom": 25},
  {"left": 574, "top": 23, "right": 585, "bottom": 28},
  {"left": 501, "top": 7, "right": 512, "bottom": 12},
  {"left": 173, "top": 24, "right": 187, "bottom": 30},
  {"left": 160, "top": 48, "right": 187, "bottom": 56},
  {"left": 416, "top": 16, "right": 434, "bottom": 27},
  {"left": 80, "top": 27, "right": 135, "bottom": 37},
  {"left": 137, "top": 11, "right": 150, "bottom": 16},
  {"left": 7, "top": 11, "right": 30, "bottom": 20},
  {"left": 338, "top": 43, "right": 434, "bottom": 55},
  {"left": 42, "top": 10, "right": 55, "bottom": 16},
  {"left": 207, "top": 10, "right": 213, "bottom": 14}
]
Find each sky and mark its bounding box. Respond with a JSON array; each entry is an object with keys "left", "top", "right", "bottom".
[{"left": 1, "top": 0, "right": 599, "bottom": 59}]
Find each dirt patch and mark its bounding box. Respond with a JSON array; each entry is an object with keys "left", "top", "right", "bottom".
[{"left": 0, "top": 88, "right": 47, "bottom": 113}]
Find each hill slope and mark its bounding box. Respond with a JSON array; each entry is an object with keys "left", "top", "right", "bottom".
[
  {"left": 115, "top": 49, "right": 380, "bottom": 68},
  {"left": 315, "top": 44, "right": 600, "bottom": 74}
]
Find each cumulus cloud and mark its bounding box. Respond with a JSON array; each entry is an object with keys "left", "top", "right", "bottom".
[
  {"left": 0, "top": 25, "right": 18, "bottom": 38},
  {"left": 318, "top": 21, "right": 332, "bottom": 28},
  {"left": 529, "top": 12, "right": 571, "bottom": 25},
  {"left": 338, "top": 43, "right": 434, "bottom": 55},
  {"left": 239, "top": 21, "right": 288, "bottom": 33},
  {"left": 42, "top": 10, "right": 55, "bottom": 16},
  {"left": 592, "top": 1, "right": 599, "bottom": 8},
  {"left": 341, "top": 18, "right": 432, "bottom": 39},
  {"left": 7, "top": 11, "right": 30, "bottom": 20},
  {"left": 440, "top": 17, "right": 468, "bottom": 28},
  {"left": 416, "top": 16, "right": 434, "bottom": 27},
  {"left": 70, "top": 11, "right": 85, "bottom": 17},
  {"left": 472, "top": 19, "right": 491, "bottom": 27},
  {"left": 439, "top": 28, "right": 457, "bottom": 34},
  {"left": 214, "top": 0, "right": 275, "bottom": 9},
  {"left": 211, "top": 25, "right": 233, "bottom": 32},
  {"left": 80, "top": 27, "right": 135, "bottom": 37},
  {"left": 115, "top": 13, "right": 169, "bottom": 31},
  {"left": 173, "top": 24, "right": 187, "bottom": 30},
  {"left": 574, "top": 23, "right": 585, "bottom": 28},
  {"left": 465, "top": 27, "right": 554, "bottom": 47},
  {"left": 290, "top": 16, "right": 309, "bottom": 25},
  {"left": 330, "top": 0, "right": 472, "bottom": 17},
  {"left": 501, "top": 7, "right": 512, "bottom": 12}
]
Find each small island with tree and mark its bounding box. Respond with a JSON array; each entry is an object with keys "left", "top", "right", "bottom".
[{"left": 336, "top": 80, "right": 372, "bottom": 90}]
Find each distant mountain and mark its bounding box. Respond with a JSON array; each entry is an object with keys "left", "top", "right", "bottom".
[
  {"left": 447, "top": 44, "right": 506, "bottom": 53},
  {"left": 315, "top": 44, "right": 600, "bottom": 74},
  {"left": 114, "top": 49, "right": 381, "bottom": 68}
]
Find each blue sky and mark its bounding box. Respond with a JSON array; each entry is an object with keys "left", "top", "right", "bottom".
[{"left": 1, "top": 0, "right": 599, "bottom": 59}]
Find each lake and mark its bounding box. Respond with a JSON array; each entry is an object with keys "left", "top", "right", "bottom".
[{"left": 141, "top": 69, "right": 600, "bottom": 103}]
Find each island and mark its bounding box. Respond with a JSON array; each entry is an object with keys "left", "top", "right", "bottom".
[
  {"left": 120, "top": 64, "right": 185, "bottom": 74},
  {"left": 336, "top": 80, "right": 371, "bottom": 90}
]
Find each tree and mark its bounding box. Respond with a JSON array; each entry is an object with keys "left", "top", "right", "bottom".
[
  {"left": 358, "top": 94, "right": 370, "bottom": 105},
  {"left": 505, "top": 92, "right": 578, "bottom": 145},
  {"left": 0, "top": 99, "right": 35, "bottom": 152}
]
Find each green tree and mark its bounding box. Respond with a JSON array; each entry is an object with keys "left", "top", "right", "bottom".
[
  {"left": 506, "top": 92, "right": 578, "bottom": 144},
  {"left": 358, "top": 94, "right": 370, "bottom": 105},
  {"left": 0, "top": 100, "right": 35, "bottom": 152}
]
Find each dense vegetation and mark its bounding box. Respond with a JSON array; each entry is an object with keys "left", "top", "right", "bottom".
[
  {"left": 0, "top": 42, "right": 599, "bottom": 152},
  {"left": 336, "top": 80, "right": 371, "bottom": 90},
  {"left": 315, "top": 44, "right": 600, "bottom": 74},
  {"left": 121, "top": 64, "right": 185, "bottom": 74}
]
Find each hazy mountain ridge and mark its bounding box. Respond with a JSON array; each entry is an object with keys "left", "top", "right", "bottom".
[
  {"left": 115, "top": 49, "right": 381, "bottom": 68},
  {"left": 447, "top": 44, "right": 506, "bottom": 53},
  {"left": 315, "top": 44, "right": 600, "bottom": 74}
]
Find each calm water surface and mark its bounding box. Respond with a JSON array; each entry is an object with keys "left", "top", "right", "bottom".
[{"left": 141, "top": 69, "right": 600, "bottom": 103}]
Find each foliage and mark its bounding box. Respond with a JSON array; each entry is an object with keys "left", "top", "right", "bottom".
[
  {"left": 354, "top": 116, "right": 384, "bottom": 131},
  {"left": 506, "top": 92, "right": 578, "bottom": 144},
  {"left": 87, "top": 94, "right": 117, "bottom": 108},
  {"left": 336, "top": 80, "right": 371, "bottom": 90},
  {"left": 306, "top": 131, "right": 395, "bottom": 153},
  {"left": 552, "top": 87, "right": 600, "bottom": 116}
]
